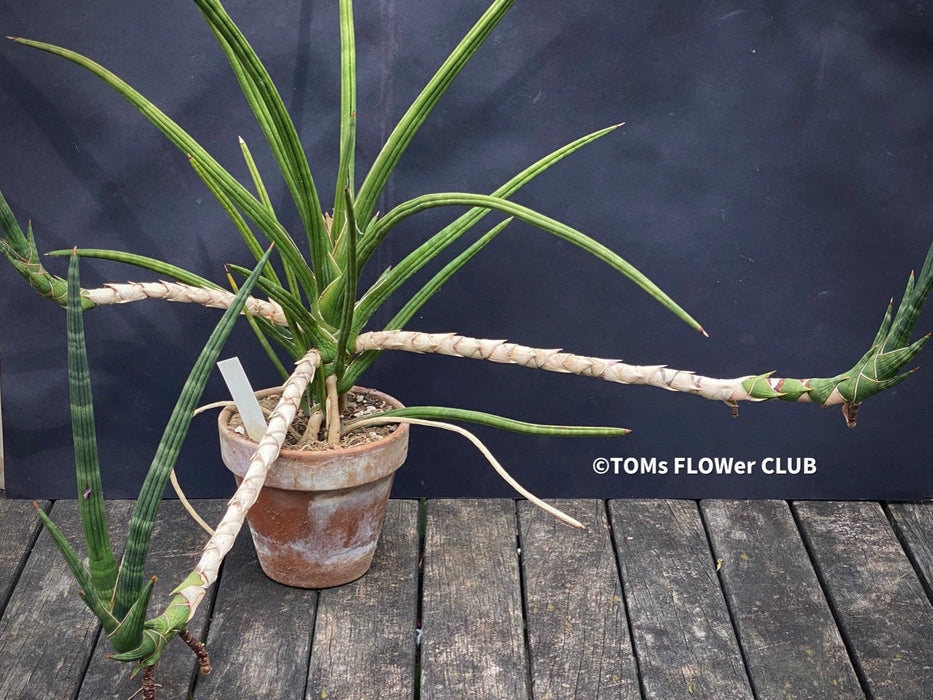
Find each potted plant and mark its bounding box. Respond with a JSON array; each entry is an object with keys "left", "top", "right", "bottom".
[
  {"left": 0, "top": 0, "right": 633, "bottom": 581},
  {"left": 1, "top": 0, "right": 932, "bottom": 690},
  {"left": 4, "top": 0, "right": 932, "bottom": 571}
]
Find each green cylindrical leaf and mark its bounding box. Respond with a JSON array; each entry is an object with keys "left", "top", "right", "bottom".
[
  {"left": 349, "top": 406, "right": 629, "bottom": 437},
  {"left": 332, "top": 0, "right": 357, "bottom": 230},
  {"left": 364, "top": 192, "right": 704, "bottom": 334},
  {"left": 353, "top": 125, "right": 622, "bottom": 333},
  {"left": 34, "top": 505, "right": 117, "bottom": 632},
  {"left": 12, "top": 37, "right": 320, "bottom": 304},
  {"left": 341, "top": 219, "right": 510, "bottom": 391},
  {"left": 192, "top": 0, "right": 335, "bottom": 284},
  {"left": 114, "top": 245, "right": 275, "bottom": 618},
  {"left": 333, "top": 188, "right": 359, "bottom": 380},
  {"left": 355, "top": 0, "right": 515, "bottom": 222},
  {"left": 107, "top": 577, "right": 157, "bottom": 654},
  {"left": 67, "top": 254, "right": 119, "bottom": 607},
  {"left": 51, "top": 248, "right": 219, "bottom": 290}
]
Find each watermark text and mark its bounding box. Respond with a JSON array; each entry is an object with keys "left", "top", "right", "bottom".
[{"left": 592, "top": 456, "right": 817, "bottom": 477}]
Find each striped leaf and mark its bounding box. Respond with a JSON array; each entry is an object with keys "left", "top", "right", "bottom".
[
  {"left": 354, "top": 0, "right": 515, "bottom": 223},
  {"left": 67, "top": 253, "right": 119, "bottom": 608},
  {"left": 349, "top": 406, "right": 629, "bottom": 437},
  {"left": 363, "top": 192, "right": 705, "bottom": 334}
]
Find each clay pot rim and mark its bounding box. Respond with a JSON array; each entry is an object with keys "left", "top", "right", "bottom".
[{"left": 217, "top": 384, "right": 409, "bottom": 458}]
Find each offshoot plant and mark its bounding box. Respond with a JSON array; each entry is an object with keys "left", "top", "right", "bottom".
[
  {"left": 28, "top": 246, "right": 271, "bottom": 695},
  {"left": 1, "top": 0, "right": 932, "bottom": 691}
]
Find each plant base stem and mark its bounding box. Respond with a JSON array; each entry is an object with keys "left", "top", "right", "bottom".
[{"left": 178, "top": 630, "right": 211, "bottom": 675}]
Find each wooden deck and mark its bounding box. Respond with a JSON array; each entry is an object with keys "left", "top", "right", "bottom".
[{"left": 1, "top": 498, "right": 933, "bottom": 698}]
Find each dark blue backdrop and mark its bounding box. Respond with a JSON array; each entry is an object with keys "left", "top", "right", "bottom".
[{"left": 1, "top": 1, "right": 931, "bottom": 499}]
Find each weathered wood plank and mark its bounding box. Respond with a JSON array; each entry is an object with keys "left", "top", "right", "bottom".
[
  {"left": 609, "top": 499, "right": 753, "bottom": 699},
  {"left": 794, "top": 501, "right": 933, "bottom": 698},
  {"left": 77, "top": 499, "right": 228, "bottom": 699},
  {"left": 0, "top": 500, "right": 134, "bottom": 700},
  {"left": 887, "top": 502, "right": 933, "bottom": 598},
  {"left": 0, "top": 498, "right": 49, "bottom": 612},
  {"left": 420, "top": 499, "right": 529, "bottom": 700},
  {"left": 701, "top": 499, "right": 863, "bottom": 698},
  {"left": 6, "top": 497, "right": 932, "bottom": 699},
  {"left": 518, "top": 499, "right": 640, "bottom": 699},
  {"left": 193, "top": 517, "right": 318, "bottom": 698},
  {"left": 306, "top": 499, "right": 420, "bottom": 700}
]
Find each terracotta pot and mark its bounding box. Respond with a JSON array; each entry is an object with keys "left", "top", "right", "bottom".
[{"left": 218, "top": 386, "right": 409, "bottom": 588}]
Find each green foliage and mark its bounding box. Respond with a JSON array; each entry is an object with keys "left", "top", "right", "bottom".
[
  {"left": 3, "top": 0, "right": 701, "bottom": 406},
  {"left": 347, "top": 406, "right": 630, "bottom": 437},
  {"left": 34, "top": 247, "right": 272, "bottom": 658},
  {"left": 3, "top": 0, "right": 931, "bottom": 681},
  {"left": 0, "top": 194, "right": 87, "bottom": 308},
  {"left": 3, "top": 0, "right": 931, "bottom": 434},
  {"left": 741, "top": 239, "right": 933, "bottom": 407}
]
